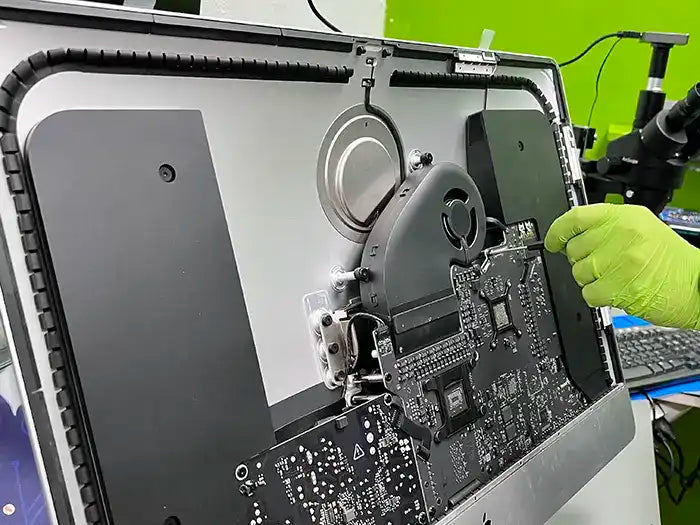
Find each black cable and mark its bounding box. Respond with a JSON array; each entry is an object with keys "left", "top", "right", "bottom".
[
  {"left": 559, "top": 33, "right": 618, "bottom": 67},
  {"left": 342, "top": 312, "right": 387, "bottom": 402},
  {"left": 646, "top": 389, "right": 700, "bottom": 506},
  {"left": 659, "top": 435, "right": 676, "bottom": 480},
  {"left": 345, "top": 312, "right": 387, "bottom": 371},
  {"left": 559, "top": 30, "right": 641, "bottom": 67},
  {"left": 643, "top": 390, "right": 658, "bottom": 416},
  {"left": 364, "top": 84, "right": 407, "bottom": 183},
  {"left": 486, "top": 216, "right": 507, "bottom": 231},
  {"left": 586, "top": 38, "right": 623, "bottom": 128},
  {"left": 307, "top": 0, "right": 341, "bottom": 33}
]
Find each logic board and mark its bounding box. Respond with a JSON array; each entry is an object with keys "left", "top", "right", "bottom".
[
  {"left": 374, "top": 220, "right": 587, "bottom": 519},
  {"left": 235, "top": 397, "right": 427, "bottom": 525}
]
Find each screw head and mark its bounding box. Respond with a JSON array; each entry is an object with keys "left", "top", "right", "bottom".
[
  {"left": 334, "top": 370, "right": 346, "bottom": 382},
  {"left": 357, "top": 267, "right": 370, "bottom": 282},
  {"left": 321, "top": 314, "right": 333, "bottom": 327},
  {"left": 235, "top": 463, "right": 248, "bottom": 481},
  {"left": 328, "top": 342, "right": 340, "bottom": 354},
  {"left": 158, "top": 164, "right": 176, "bottom": 183}
]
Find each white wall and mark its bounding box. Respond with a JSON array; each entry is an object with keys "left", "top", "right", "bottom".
[{"left": 200, "top": 0, "right": 386, "bottom": 37}]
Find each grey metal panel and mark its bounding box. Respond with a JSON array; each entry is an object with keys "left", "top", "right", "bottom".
[
  {"left": 25, "top": 109, "right": 275, "bottom": 524},
  {"left": 547, "top": 400, "right": 659, "bottom": 525}
]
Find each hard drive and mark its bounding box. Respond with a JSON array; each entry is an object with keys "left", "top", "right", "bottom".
[{"left": 0, "top": 1, "right": 634, "bottom": 524}]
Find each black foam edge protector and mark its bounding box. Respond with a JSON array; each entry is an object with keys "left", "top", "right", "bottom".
[
  {"left": 61, "top": 407, "right": 77, "bottom": 427},
  {"left": 2, "top": 139, "right": 105, "bottom": 525},
  {"left": 53, "top": 368, "right": 68, "bottom": 388},
  {"left": 34, "top": 290, "right": 50, "bottom": 310},
  {"left": 496, "top": 55, "right": 570, "bottom": 125}
]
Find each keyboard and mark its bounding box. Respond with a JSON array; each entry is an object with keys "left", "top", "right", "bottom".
[
  {"left": 660, "top": 206, "right": 700, "bottom": 233},
  {"left": 616, "top": 326, "right": 700, "bottom": 391}
]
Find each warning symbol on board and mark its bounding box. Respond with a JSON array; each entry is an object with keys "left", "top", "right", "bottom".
[{"left": 353, "top": 443, "right": 365, "bottom": 461}]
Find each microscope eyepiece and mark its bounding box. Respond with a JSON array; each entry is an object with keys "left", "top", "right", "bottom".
[{"left": 665, "top": 83, "right": 700, "bottom": 132}]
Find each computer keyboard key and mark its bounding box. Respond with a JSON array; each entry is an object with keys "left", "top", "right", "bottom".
[
  {"left": 657, "top": 361, "right": 672, "bottom": 371},
  {"left": 624, "top": 365, "right": 654, "bottom": 380},
  {"left": 668, "top": 359, "right": 684, "bottom": 369},
  {"left": 647, "top": 363, "right": 663, "bottom": 374}
]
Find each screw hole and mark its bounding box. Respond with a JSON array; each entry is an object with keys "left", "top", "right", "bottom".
[
  {"left": 384, "top": 373, "right": 392, "bottom": 383},
  {"left": 158, "top": 163, "right": 176, "bottom": 183},
  {"left": 235, "top": 464, "right": 248, "bottom": 481},
  {"left": 517, "top": 140, "right": 524, "bottom": 151},
  {"left": 364, "top": 121, "right": 368, "bottom": 127},
  {"left": 164, "top": 517, "right": 180, "bottom": 525}
]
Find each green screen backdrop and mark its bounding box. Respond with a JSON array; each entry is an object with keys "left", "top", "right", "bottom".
[{"left": 385, "top": 1, "right": 700, "bottom": 135}]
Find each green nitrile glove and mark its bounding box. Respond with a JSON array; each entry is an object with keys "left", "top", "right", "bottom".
[{"left": 545, "top": 203, "right": 700, "bottom": 329}]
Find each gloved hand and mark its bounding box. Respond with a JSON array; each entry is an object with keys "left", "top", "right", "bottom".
[{"left": 545, "top": 203, "right": 700, "bottom": 329}]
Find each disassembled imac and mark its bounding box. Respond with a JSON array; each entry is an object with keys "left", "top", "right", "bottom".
[{"left": 0, "top": 1, "right": 634, "bottom": 524}]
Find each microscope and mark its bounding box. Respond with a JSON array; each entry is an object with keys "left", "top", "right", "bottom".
[{"left": 579, "top": 32, "right": 700, "bottom": 214}]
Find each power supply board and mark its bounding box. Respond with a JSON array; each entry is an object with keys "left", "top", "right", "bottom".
[
  {"left": 235, "top": 220, "right": 589, "bottom": 524},
  {"left": 234, "top": 397, "right": 427, "bottom": 525}
]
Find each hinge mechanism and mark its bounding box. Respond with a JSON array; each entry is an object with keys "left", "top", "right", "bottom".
[{"left": 453, "top": 50, "right": 497, "bottom": 75}]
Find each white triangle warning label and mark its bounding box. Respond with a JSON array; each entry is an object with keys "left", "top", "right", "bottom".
[{"left": 353, "top": 443, "right": 365, "bottom": 461}]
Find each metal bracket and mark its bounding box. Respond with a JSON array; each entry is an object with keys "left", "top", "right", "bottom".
[
  {"left": 561, "top": 125, "right": 584, "bottom": 183},
  {"left": 453, "top": 50, "right": 497, "bottom": 75},
  {"left": 303, "top": 291, "right": 352, "bottom": 389}
]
